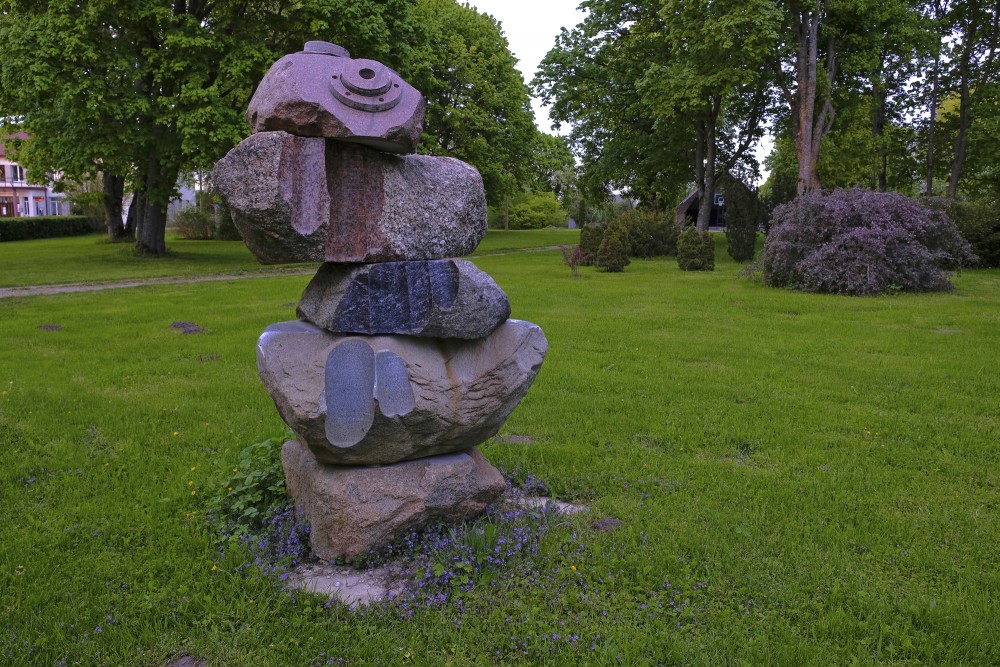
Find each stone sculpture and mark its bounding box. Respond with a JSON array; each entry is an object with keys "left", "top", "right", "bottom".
[{"left": 214, "top": 41, "right": 548, "bottom": 562}]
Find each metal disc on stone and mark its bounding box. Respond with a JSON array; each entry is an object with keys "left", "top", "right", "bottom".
[
  {"left": 324, "top": 339, "right": 376, "bottom": 448},
  {"left": 247, "top": 43, "right": 425, "bottom": 154}
]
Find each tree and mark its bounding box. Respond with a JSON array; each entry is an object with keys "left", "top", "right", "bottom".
[
  {"left": 649, "top": 0, "right": 779, "bottom": 230},
  {"left": 404, "top": 0, "right": 537, "bottom": 205},
  {"left": 0, "top": 0, "right": 416, "bottom": 255},
  {"left": 529, "top": 132, "right": 576, "bottom": 195},
  {"left": 535, "top": 0, "right": 777, "bottom": 229},
  {"left": 772, "top": 1, "right": 839, "bottom": 196},
  {"left": 941, "top": 0, "right": 1000, "bottom": 198},
  {"left": 535, "top": 1, "right": 694, "bottom": 209}
]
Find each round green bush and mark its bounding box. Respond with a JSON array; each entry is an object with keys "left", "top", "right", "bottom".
[
  {"left": 173, "top": 206, "right": 215, "bottom": 240},
  {"left": 676, "top": 228, "right": 715, "bottom": 271},
  {"left": 611, "top": 208, "right": 678, "bottom": 257},
  {"left": 595, "top": 219, "right": 630, "bottom": 272},
  {"left": 579, "top": 224, "right": 604, "bottom": 265}
]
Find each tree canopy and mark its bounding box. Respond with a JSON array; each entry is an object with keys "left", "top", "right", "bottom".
[
  {"left": 0, "top": 0, "right": 543, "bottom": 252},
  {"left": 536, "top": 0, "right": 1000, "bottom": 217}
]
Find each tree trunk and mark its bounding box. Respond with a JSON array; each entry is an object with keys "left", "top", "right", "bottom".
[
  {"left": 793, "top": 7, "right": 835, "bottom": 196},
  {"left": 925, "top": 43, "right": 941, "bottom": 196},
  {"left": 102, "top": 172, "right": 127, "bottom": 240},
  {"left": 503, "top": 194, "right": 509, "bottom": 231},
  {"left": 872, "top": 63, "right": 887, "bottom": 192},
  {"left": 126, "top": 189, "right": 143, "bottom": 238},
  {"left": 948, "top": 32, "right": 976, "bottom": 200},
  {"left": 696, "top": 119, "right": 716, "bottom": 232},
  {"left": 693, "top": 121, "right": 706, "bottom": 228},
  {"left": 135, "top": 153, "right": 174, "bottom": 256},
  {"left": 948, "top": 81, "right": 972, "bottom": 199},
  {"left": 795, "top": 10, "right": 818, "bottom": 195}
]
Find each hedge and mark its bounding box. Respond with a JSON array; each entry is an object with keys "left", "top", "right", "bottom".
[{"left": 0, "top": 216, "right": 95, "bottom": 242}]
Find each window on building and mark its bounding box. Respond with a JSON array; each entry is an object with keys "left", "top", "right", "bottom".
[
  {"left": 0, "top": 165, "right": 5, "bottom": 181},
  {"left": 0, "top": 196, "right": 13, "bottom": 217},
  {"left": 11, "top": 165, "right": 25, "bottom": 182},
  {"left": 21, "top": 197, "right": 29, "bottom": 216}
]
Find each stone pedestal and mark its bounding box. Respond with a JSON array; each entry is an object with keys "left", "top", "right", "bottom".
[{"left": 282, "top": 439, "right": 506, "bottom": 562}]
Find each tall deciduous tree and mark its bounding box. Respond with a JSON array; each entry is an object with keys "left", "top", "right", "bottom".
[
  {"left": 404, "top": 0, "right": 537, "bottom": 205},
  {"left": 942, "top": 0, "right": 1000, "bottom": 198},
  {"left": 0, "top": 0, "right": 415, "bottom": 255},
  {"left": 649, "top": 0, "right": 779, "bottom": 229},
  {"left": 535, "top": 0, "right": 694, "bottom": 209}
]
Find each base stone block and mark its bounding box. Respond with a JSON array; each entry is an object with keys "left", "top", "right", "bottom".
[{"left": 281, "top": 439, "right": 507, "bottom": 563}]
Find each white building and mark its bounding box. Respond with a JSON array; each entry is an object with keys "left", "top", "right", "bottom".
[{"left": 0, "top": 133, "right": 69, "bottom": 217}]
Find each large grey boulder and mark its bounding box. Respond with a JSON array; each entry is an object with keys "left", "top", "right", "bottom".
[
  {"left": 296, "top": 260, "right": 510, "bottom": 339},
  {"left": 213, "top": 131, "right": 487, "bottom": 264},
  {"left": 257, "top": 319, "right": 548, "bottom": 465},
  {"left": 247, "top": 42, "right": 425, "bottom": 154},
  {"left": 282, "top": 440, "right": 507, "bottom": 562}
]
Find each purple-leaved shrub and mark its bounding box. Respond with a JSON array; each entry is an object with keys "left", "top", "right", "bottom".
[{"left": 761, "top": 188, "right": 976, "bottom": 295}]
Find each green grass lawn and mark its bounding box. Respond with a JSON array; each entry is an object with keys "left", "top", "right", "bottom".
[
  {"left": 0, "top": 228, "right": 579, "bottom": 288},
  {"left": 1, "top": 237, "right": 997, "bottom": 665}
]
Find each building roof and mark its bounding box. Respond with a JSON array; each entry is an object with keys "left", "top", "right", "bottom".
[{"left": 0, "top": 132, "right": 29, "bottom": 159}]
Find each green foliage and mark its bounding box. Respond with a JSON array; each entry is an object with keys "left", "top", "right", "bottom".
[
  {"left": 534, "top": 0, "right": 777, "bottom": 213},
  {"left": 208, "top": 431, "right": 293, "bottom": 534},
  {"left": 612, "top": 208, "right": 678, "bottom": 258},
  {"left": 406, "top": 0, "right": 537, "bottom": 204},
  {"left": 722, "top": 180, "right": 761, "bottom": 262},
  {"left": 214, "top": 202, "right": 242, "bottom": 241},
  {"left": 578, "top": 224, "right": 605, "bottom": 264},
  {"left": 594, "top": 219, "right": 631, "bottom": 272},
  {"left": 530, "top": 133, "right": 576, "bottom": 196},
  {"left": 0, "top": 216, "right": 94, "bottom": 242},
  {"left": 172, "top": 206, "right": 215, "bottom": 241},
  {"left": 950, "top": 200, "right": 1000, "bottom": 268},
  {"left": 503, "top": 191, "right": 568, "bottom": 229},
  {"left": 0, "top": 0, "right": 418, "bottom": 254},
  {"left": 676, "top": 228, "right": 716, "bottom": 271}
]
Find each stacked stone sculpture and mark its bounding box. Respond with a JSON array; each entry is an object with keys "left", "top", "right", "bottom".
[{"left": 213, "top": 42, "right": 548, "bottom": 563}]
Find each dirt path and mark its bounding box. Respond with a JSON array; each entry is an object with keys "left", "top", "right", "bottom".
[
  {"left": 0, "top": 246, "right": 565, "bottom": 300},
  {"left": 0, "top": 270, "right": 315, "bottom": 300}
]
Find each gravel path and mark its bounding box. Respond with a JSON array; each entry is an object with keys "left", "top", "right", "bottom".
[{"left": 0, "top": 270, "right": 315, "bottom": 299}]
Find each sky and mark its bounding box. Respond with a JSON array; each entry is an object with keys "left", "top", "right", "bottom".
[{"left": 466, "top": 0, "right": 772, "bottom": 183}]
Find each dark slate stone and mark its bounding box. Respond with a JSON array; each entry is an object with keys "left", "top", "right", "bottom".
[
  {"left": 374, "top": 350, "right": 415, "bottom": 418},
  {"left": 427, "top": 260, "right": 459, "bottom": 311},
  {"left": 324, "top": 339, "right": 375, "bottom": 448},
  {"left": 297, "top": 259, "right": 509, "bottom": 339}
]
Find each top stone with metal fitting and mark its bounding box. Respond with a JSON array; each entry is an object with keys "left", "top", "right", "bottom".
[{"left": 247, "top": 41, "right": 425, "bottom": 154}]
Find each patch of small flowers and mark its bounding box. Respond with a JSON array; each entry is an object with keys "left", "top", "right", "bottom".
[
  {"left": 362, "top": 501, "right": 568, "bottom": 613},
  {"left": 205, "top": 430, "right": 314, "bottom": 582},
  {"left": 309, "top": 652, "right": 349, "bottom": 666},
  {"left": 496, "top": 462, "right": 551, "bottom": 495}
]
